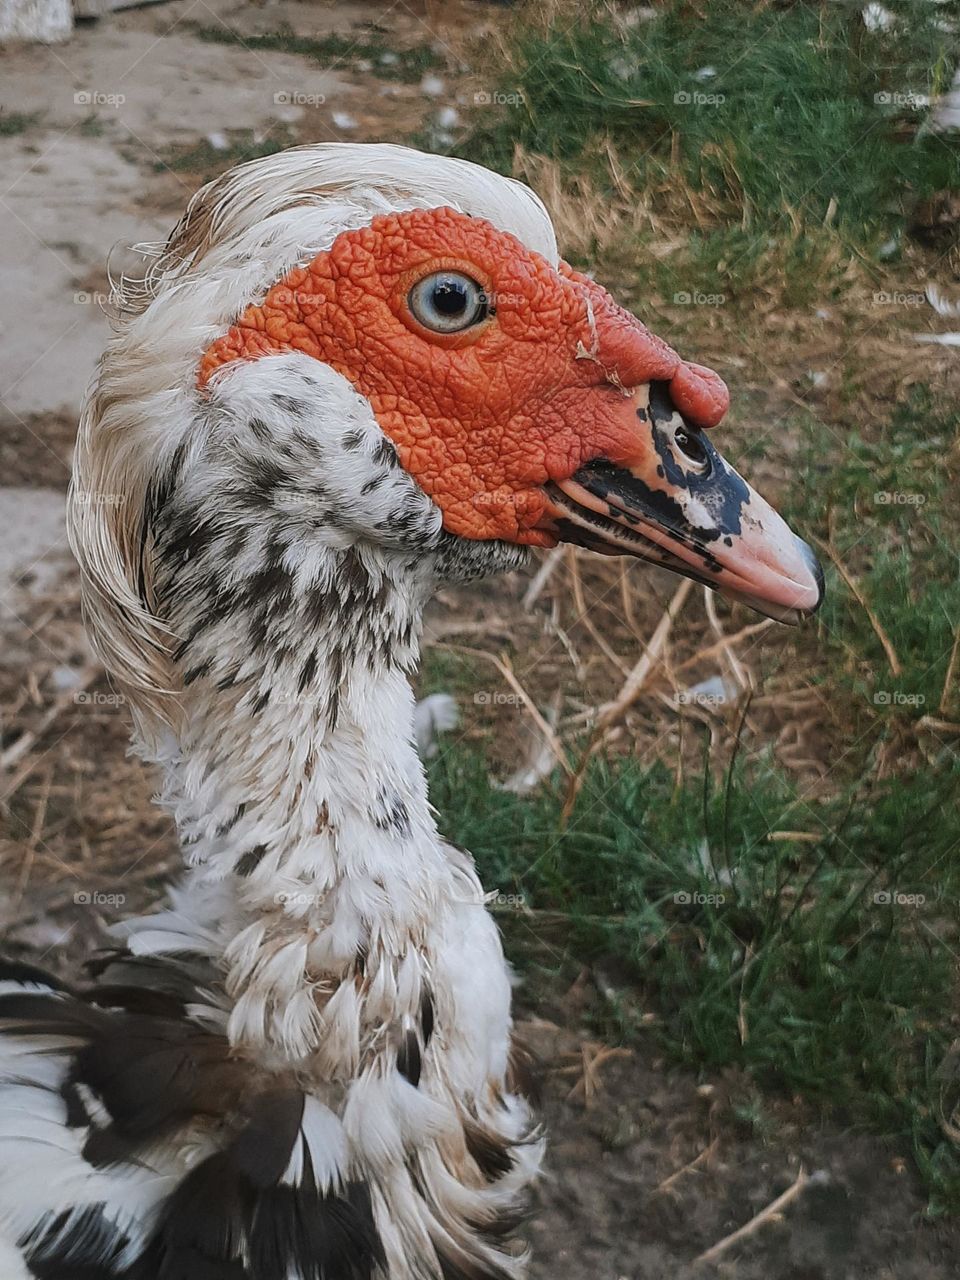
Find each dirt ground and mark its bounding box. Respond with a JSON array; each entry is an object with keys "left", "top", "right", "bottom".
[{"left": 3, "top": 1, "right": 960, "bottom": 1276}]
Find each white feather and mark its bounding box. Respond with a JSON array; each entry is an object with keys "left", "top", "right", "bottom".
[{"left": 281, "top": 1097, "right": 349, "bottom": 1192}]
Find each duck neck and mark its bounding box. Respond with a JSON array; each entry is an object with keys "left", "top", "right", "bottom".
[
  {"left": 118, "top": 356, "right": 527, "bottom": 1060},
  {"left": 139, "top": 545, "right": 468, "bottom": 1059},
  {"left": 166, "top": 545, "right": 435, "bottom": 879}
]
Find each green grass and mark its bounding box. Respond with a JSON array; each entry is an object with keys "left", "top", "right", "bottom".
[
  {"left": 454, "top": 0, "right": 960, "bottom": 291},
  {"left": 786, "top": 388, "right": 960, "bottom": 723},
  {"left": 152, "top": 128, "right": 294, "bottom": 175},
  {"left": 78, "top": 116, "right": 107, "bottom": 138},
  {"left": 0, "top": 111, "right": 39, "bottom": 136},
  {"left": 428, "top": 736, "right": 960, "bottom": 1211},
  {"left": 189, "top": 25, "right": 444, "bottom": 83}
]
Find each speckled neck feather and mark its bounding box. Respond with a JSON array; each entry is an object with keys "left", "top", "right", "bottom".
[{"left": 122, "top": 354, "right": 524, "bottom": 1064}]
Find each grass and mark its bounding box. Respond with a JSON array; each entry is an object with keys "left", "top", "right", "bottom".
[
  {"left": 189, "top": 25, "right": 444, "bottom": 83},
  {"left": 453, "top": 0, "right": 960, "bottom": 295},
  {"left": 428, "top": 719, "right": 960, "bottom": 1212},
  {"left": 152, "top": 128, "right": 295, "bottom": 176},
  {"left": 786, "top": 388, "right": 960, "bottom": 726},
  {"left": 0, "top": 112, "right": 39, "bottom": 136}
]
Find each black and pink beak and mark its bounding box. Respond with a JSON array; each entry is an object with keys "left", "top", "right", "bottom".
[{"left": 545, "top": 382, "right": 823, "bottom": 624}]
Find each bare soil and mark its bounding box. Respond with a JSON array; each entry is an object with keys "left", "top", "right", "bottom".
[{"left": 3, "top": 1, "right": 960, "bottom": 1275}]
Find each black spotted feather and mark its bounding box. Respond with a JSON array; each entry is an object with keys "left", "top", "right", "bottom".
[{"left": 0, "top": 956, "right": 385, "bottom": 1280}]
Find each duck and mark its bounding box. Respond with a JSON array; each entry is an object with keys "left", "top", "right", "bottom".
[{"left": 0, "top": 142, "right": 823, "bottom": 1280}]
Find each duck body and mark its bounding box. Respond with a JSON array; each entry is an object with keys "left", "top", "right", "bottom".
[{"left": 0, "top": 144, "right": 822, "bottom": 1279}]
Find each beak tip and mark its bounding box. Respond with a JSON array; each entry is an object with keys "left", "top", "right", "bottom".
[{"left": 795, "top": 536, "right": 826, "bottom": 616}]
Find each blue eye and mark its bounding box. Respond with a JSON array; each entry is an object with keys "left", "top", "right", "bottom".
[{"left": 408, "top": 272, "right": 490, "bottom": 334}]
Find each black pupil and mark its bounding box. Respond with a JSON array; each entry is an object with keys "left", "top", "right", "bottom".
[
  {"left": 432, "top": 278, "right": 470, "bottom": 316},
  {"left": 675, "top": 427, "right": 707, "bottom": 464}
]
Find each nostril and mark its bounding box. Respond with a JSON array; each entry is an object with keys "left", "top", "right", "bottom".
[
  {"left": 648, "top": 381, "right": 711, "bottom": 473},
  {"left": 675, "top": 426, "right": 708, "bottom": 466}
]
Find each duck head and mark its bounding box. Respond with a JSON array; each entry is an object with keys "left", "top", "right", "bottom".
[
  {"left": 72, "top": 144, "right": 824, "bottom": 737},
  {"left": 199, "top": 203, "right": 822, "bottom": 624}
]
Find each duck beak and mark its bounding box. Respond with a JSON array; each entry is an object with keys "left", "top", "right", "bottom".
[{"left": 542, "top": 382, "right": 823, "bottom": 624}]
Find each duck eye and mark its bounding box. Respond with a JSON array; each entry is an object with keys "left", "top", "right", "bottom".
[{"left": 408, "top": 272, "right": 489, "bottom": 334}]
